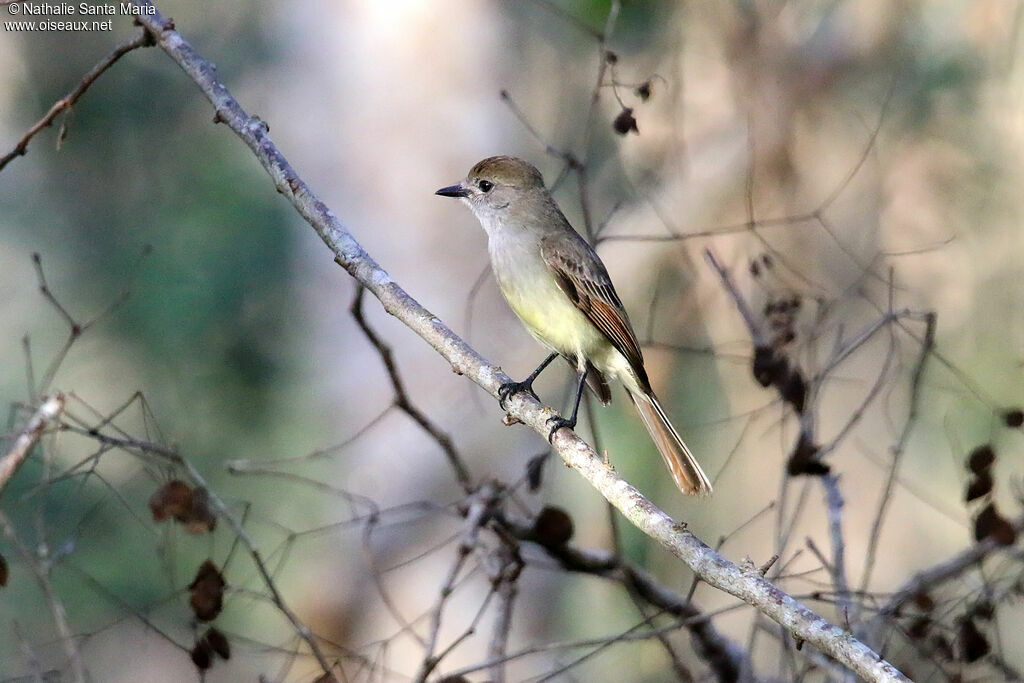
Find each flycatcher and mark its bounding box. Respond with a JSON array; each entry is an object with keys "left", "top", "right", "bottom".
[{"left": 436, "top": 156, "right": 712, "bottom": 496}]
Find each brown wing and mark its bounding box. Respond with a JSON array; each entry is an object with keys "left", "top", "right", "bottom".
[{"left": 541, "top": 232, "right": 651, "bottom": 392}]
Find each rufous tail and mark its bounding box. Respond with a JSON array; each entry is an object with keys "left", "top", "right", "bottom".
[{"left": 630, "top": 390, "right": 712, "bottom": 496}]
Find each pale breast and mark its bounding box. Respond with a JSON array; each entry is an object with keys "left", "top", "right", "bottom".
[{"left": 488, "top": 233, "right": 610, "bottom": 364}]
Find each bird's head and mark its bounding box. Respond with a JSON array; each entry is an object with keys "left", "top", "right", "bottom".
[{"left": 435, "top": 156, "right": 547, "bottom": 221}]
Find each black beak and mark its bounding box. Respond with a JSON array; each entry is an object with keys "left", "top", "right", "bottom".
[{"left": 435, "top": 184, "right": 470, "bottom": 198}]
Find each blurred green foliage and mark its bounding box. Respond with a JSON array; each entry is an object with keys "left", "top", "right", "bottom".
[
  {"left": 4, "top": 11, "right": 294, "bottom": 440},
  {"left": 0, "top": 5, "right": 299, "bottom": 654}
]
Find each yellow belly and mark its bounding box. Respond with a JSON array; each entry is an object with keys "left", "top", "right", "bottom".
[
  {"left": 497, "top": 264, "right": 622, "bottom": 371},
  {"left": 487, "top": 231, "right": 636, "bottom": 387}
]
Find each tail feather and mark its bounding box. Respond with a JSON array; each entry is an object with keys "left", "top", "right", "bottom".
[
  {"left": 630, "top": 390, "right": 712, "bottom": 496},
  {"left": 584, "top": 362, "right": 612, "bottom": 405}
]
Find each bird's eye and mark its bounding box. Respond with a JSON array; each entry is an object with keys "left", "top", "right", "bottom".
[{"left": 478, "top": 180, "right": 494, "bottom": 193}]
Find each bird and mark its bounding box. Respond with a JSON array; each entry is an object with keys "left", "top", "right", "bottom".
[{"left": 436, "top": 156, "right": 712, "bottom": 496}]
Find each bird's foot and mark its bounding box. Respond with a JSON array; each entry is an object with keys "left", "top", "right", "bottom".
[
  {"left": 498, "top": 379, "right": 539, "bottom": 410},
  {"left": 546, "top": 415, "right": 577, "bottom": 443}
]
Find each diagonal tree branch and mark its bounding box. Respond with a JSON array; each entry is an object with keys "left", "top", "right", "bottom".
[{"left": 117, "top": 3, "right": 909, "bottom": 678}]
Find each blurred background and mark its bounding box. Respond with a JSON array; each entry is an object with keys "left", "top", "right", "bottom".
[{"left": 2, "top": 0, "right": 1024, "bottom": 680}]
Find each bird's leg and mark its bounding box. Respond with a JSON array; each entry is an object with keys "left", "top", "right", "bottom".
[
  {"left": 498, "top": 352, "right": 559, "bottom": 410},
  {"left": 546, "top": 367, "right": 588, "bottom": 442}
]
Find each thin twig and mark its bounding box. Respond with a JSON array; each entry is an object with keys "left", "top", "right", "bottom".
[
  {"left": 30, "top": 252, "right": 141, "bottom": 397},
  {"left": 821, "top": 474, "right": 852, "bottom": 632},
  {"left": 705, "top": 244, "right": 865, "bottom": 675},
  {"left": 448, "top": 614, "right": 700, "bottom": 679},
  {"left": 859, "top": 312, "right": 936, "bottom": 599},
  {"left": 64, "top": 428, "right": 337, "bottom": 675},
  {"left": 866, "top": 513, "right": 1024, "bottom": 646},
  {"left": 0, "top": 30, "right": 155, "bottom": 172},
  {"left": 497, "top": 508, "right": 751, "bottom": 681},
  {"left": 413, "top": 486, "right": 495, "bottom": 682},
  {"left": 499, "top": 89, "right": 580, "bottom": 171},
  {"left": 487, "top": 541, "right": 523, "bottom": 683},
  {"left": 0, "top": 510, "right": 86, "bottom": 683},
  {"left": 586, "top": 392, "right": 694, "bottom": 679},
  {"left": 350, "top": 284, "right": 473, "bottom": 490},
  {"left": 13, "top": 621, "right": 51, "bottom": 682},
  {"left": 704, "top": 249, "right": 769, "bottom": 347}
]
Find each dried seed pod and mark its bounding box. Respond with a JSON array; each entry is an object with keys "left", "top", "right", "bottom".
[
  {"left": 190, "top": 640, "right": 213, "bottom": 670},
  {"left": 613, "top": 108, "right": 639, "bottom": 135},
  {"left": 970, "top": 599, "right": 995, "bottom": 621},
  {"left": 780, "top": 370, "right": 807, "bottom": 413},
  {"left": 957, "top": 616, "right": 990, "bottom": 663},
  {"left": 202, "top": 627, "right": 231, "bottom": 660},
  {"left": 967, "top": 445, "right": 995, "bottom": 475},
  {"left": 752, "top": 346, "right": 788, "bottom": 388},
  {"left": 533, "top": 506, "right": 574, "bottom": 547},
  {"left": 149, "top": 480, "right": 193, "bottom": 522},
  {"left": 149, "top": 480, "right": 216, "bottom": 533},
  {"left": 184, "top": 487, "right": 217, "bottom": 534},
  {"left": 907, "top": 616, "right": 930, "bottom": 640},
  {"left": 189, "top": 560, "right": 226, "bottom": 622},
  {"left": 912, "top": 591, "right": 935, "bottom": 612},
  {"left": 974, "top": 502, "right": 1017, "bottom": 546},
  {"left": 787, "top": 433, "right": 829, "bottom": 476}
]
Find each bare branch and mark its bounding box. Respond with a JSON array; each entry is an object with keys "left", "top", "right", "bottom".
[{"left": 0, "top": 394, "right": 64, "bottom": 496}]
